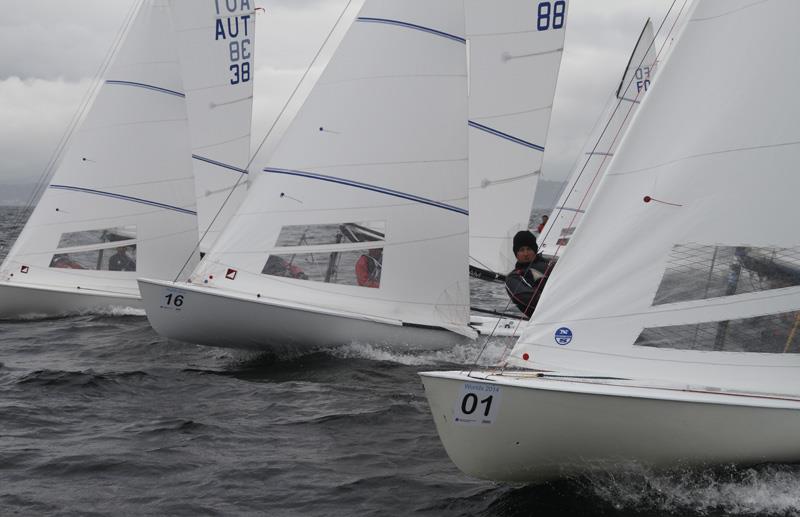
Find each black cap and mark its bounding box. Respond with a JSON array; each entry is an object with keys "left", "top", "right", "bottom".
[{"left": 513, "top": 230, "right": 538, "bottom": 255}]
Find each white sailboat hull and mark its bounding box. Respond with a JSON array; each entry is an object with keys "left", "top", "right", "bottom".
[
  {"left": 420, "top": 370, "right": 800, "bottom": 483},
  {"left": 0, "top": 281, "right": 141, "bottom": 319},
  {"left": 139, "top": 278, "right": 472, "bottom": 352}
]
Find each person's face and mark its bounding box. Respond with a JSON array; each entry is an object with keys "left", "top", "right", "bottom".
[{"left": 516, "top": 246, "right": 536, "bottom": 263}]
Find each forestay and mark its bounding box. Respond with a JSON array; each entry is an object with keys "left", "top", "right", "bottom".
[
  {"left": 466, "top": 0, "right": 568, "bottom": 276},
  {"left": 540, "top": 19, "right": 656, "bottom": 257},
  {"left": 190, "top": 0, "right": 473, "bottom": 335},
  {"left": 168, "top": 0, "right": 257, "bottom": 252},
  {"left": 0, "top": 0, "right": 197, "bottom": 297},
  {"left": 510, "top": 0, "right": 800, "bottom": 396}
]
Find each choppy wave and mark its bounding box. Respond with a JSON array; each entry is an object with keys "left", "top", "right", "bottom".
[{"left": 585, "top": 463, "right": 800, "bottom": 516}]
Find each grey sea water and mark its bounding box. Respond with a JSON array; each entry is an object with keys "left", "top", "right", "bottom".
[{"left": 1, "top": 206, "right": 799, "bottom": 516}]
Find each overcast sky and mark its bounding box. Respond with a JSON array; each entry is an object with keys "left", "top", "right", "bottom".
[{"left": 0, "top": 0, "right": 684, "bottom": 204}]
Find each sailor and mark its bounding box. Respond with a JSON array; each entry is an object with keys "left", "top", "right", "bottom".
[
  {"left": 536, "top": 214, "right": 549, "bottom": 233},
  {"left": 109, "top": 246, "right": 136, "bottom": 271},
  {"left": 505, "top": 230, "right": 550, "bottom": 318},
  {"left": 356, "top": 248, "right": 382, "bottom": 288}
]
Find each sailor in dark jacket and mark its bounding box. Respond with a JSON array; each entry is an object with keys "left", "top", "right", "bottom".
[{"left": 505, "top": 230, "right": 550, "bottom": 319}]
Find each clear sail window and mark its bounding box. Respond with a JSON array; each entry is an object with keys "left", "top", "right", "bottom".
[
  {"left": 49, "top": 245, "right": 137, "bottom": 272},
  {"left": 652, "top": 244, "right": 800, "bottom": 305},
  {"left": 635, "top": 310, "right": 800, "bottom": 354},
  {"left": 57, "top": 226, "right": 137, "bottom": 248},
  {"left": 262, "top": 248, "right": 383, "bottom": 288},
  {"left": 274, "top": 222, "right": 385, "bottom": 247}
]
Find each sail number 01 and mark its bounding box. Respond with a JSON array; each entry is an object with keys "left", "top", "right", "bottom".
[
  {"left": 537, "top": 1, "right": 566, "bottom": 31},
  {"left": 460, "top": 393, "right": 493, "bottom": 417},
  {"left": 454, "top": 383, "right": 501, "bottom": 425}
]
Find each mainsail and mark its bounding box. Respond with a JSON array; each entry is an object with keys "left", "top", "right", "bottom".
[
  {"left": 466, "top": 0, "right": 568, "bottom": 277},
  {"left": 168, "top": 0, "right": 257, "bottom": 253},
  {"left": 511, "top": 0, "right": 800, "bottom": 395},
  {"left": 187, "top": 0, "right": 472, "bottom": 334},
  {"left": 540, "top": 19, "right": 657, "bottom": 257},
  {"left": 0, "top": 0, "right": 197, "bottom": 304}
]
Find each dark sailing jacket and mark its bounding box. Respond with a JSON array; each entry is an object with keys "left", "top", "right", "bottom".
[{"left": 505, "top": 256, "right": 550, "bottom": 318}]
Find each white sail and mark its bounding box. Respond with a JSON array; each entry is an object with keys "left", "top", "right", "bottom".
[
  {"left": 466, "top": 0, "right": 568, "bottom": 276},
  {"left": 187, "top": 0, "right": 472, "bottom": 334},
  {"left": 0, "top": 0, "right": 197, "bottom": 313},
  {"left": 540, "top": 19, "right": 657, "bottom": 257},
  {"left": 168, "top": 0, "right": 256, "bottom": 253},
  {"left": 511, "top": 0, "right": 800, "bottom": 396}
]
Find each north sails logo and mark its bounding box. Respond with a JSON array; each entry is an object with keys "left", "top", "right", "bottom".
[
  {"left": 554, "top": 327, "right": 573, "bottom": 345},
  {"left": 225, "top": 268, "right": 237, "bottom": 280}
]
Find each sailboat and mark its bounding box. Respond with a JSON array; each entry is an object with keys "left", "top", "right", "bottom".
[
  {"left": 0, "top": 0, "right": 198, "bottom": 319},
  {"left": 0, "top": 0, "right": 258, "bottom": 320},
  {"left": 540, "top": 18, "right": 657, "bottom": 258},
  {"left": 138, "top": 0, "right": 476, "bottom": 351},
  {"left": 421, "top": 0, "right": 800, "bottom": 482}
]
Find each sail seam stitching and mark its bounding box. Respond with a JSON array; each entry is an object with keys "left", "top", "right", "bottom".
[
  {"left": 468, "top": 120, "right": 544, "bottom": 151},
  {"left": 49, "top": 185, "right": 196, "bottom": 216},
  {"left": 191, "top": 154, "right": 248, "bottom": 174},
  {"left": 105, "top": 80, "right": 185, "bottom": 98},
  {"left": 263, "top": 167, "right": 468, "bottom": 216},
  {"left": 356, "top": 17, "right": 466, "bottom": 44}
]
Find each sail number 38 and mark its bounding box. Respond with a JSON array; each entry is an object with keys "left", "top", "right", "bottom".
[{"left": 537, "top": 1, "right": 566, "bottom": 31}]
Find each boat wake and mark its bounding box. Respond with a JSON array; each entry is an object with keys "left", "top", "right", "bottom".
[
  {"left": 86, "top": 306, "right": 146, "bottom": 318},
  {"left": 0, "top": 305, "right": 146, "bottom": 322},
  {"left": 331, "top": 339, "right": 513, "bottom": 367},
  {"left": 584, "top": 463, "right": 800, "bottom": 516}
]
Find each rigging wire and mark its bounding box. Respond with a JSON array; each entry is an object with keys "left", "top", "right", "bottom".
[
  {"left": 465, "top": 0, "right": 690, "bottom": 377},
  {"left": 172, "top": 0, "right": 357, "bottom": 282},
  {"left": 2, "top": 0, "right": 143, "bottom": 256}
]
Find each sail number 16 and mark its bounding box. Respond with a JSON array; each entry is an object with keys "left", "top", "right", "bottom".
[{"left": 164, "top": 293, "right": 184, "bottom": 307}]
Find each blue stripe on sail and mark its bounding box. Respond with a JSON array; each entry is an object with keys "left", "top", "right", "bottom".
[
  {"left": 263, "top": 167, "right": 468, "bottom": 216},
  {"left": 105, "top": 80, "right": 185, "bottom": 98},
  {"left": 468, "top": 121, "right": 545, "bottom": 152},
  {"left": 356, "top": 17, "right": 466, "bottom": 44},
  {"left": 192, "top": 155, "right": 249, "bottom": 175},
  {"left": 49, "top": 185, "right": 196, "bottom": 216}
]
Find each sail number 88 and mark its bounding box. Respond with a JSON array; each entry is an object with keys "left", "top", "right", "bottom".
[
  {"left": 460, "top": 393, "right": 494, "bottom": 417},
  {"left": 537, "top": 1, "right": 566, "bottom": 31}
]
